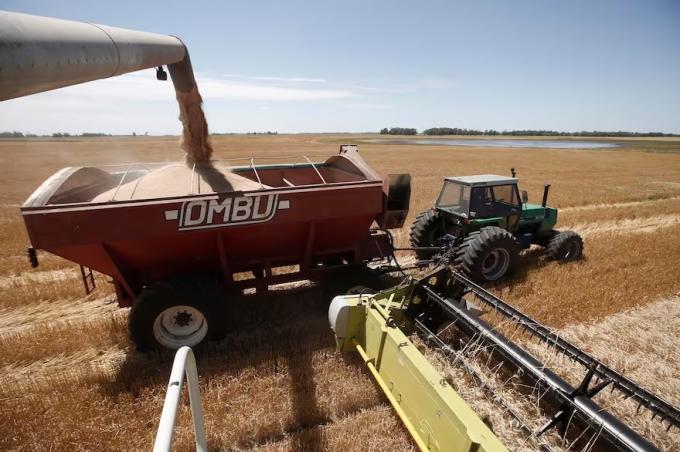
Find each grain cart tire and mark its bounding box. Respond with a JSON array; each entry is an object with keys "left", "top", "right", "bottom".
[
  {"left": 453, "top": 226, "right": 519, "bottom": 283},
  {"left": 545, "top": 230, "right": 583, "bottom": 262},
  {"left": 129, "top": 274, "right": 229, "bottom": 351},
  {"left": 410, "top": 209, "right": 445, "bottom": 259}
]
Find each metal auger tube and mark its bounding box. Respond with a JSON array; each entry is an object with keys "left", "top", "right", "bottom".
[{"left": 0, "top": 10, "right": 188, "bottom": 101}]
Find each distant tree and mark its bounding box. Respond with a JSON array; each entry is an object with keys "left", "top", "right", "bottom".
[
  {"left": 132, "top": 132, "right": 136, "bottom": 137},
  {"left": 0, "top": 131, "right": 25, "bottom": 138},
  {"left": 381, "top": 127, "right": 417, "bottom": 135}
]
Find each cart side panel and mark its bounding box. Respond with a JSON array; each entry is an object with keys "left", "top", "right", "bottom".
[{"left": 21, "top": 183, "right": 385, "bottom": 289}]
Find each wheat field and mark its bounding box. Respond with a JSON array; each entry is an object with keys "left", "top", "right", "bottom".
[{"left": 0, "top": 135, "right": 679, "bottom": 450}]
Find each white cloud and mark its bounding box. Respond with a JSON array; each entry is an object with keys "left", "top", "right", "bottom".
[
  {"left": 1, "top": 72, "right": 357, "bottom": 106},
  {"left": 253, "top": 76, "right": 326, "bottom": 83},
  {"left": 199, "top": 77, "right": 356, "bottom": 101},
  {"left": 342, "top": 102, "right": 395, "bottom": 110}
]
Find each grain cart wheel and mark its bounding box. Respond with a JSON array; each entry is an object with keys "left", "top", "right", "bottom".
[
  {"left": 453, "top": 226, "right": 519, "bottom": 283},
  {"left": 129, "top": 275, "right": 228, "bottom": 351},
  {"left": 545, "top": 230, "right": 583, "bottom": 262},
  {"left": 410, "top": 209, "right": 446, "bottom": 259}
]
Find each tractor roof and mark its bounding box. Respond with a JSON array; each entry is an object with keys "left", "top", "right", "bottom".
[{"left": 445, "top": 174, "right": 518, "bottom": 186}]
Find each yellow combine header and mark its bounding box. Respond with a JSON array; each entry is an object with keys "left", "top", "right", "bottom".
[
  {"left": 329, "top": 267, "right": 672, "bottom": 451},
  {"left": 330, "top": 283, "right": 506, "bottom": 451}
]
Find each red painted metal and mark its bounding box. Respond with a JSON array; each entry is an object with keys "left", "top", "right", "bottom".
[{"left": 21, "top": 146, "right": 410, "bottom": 305}]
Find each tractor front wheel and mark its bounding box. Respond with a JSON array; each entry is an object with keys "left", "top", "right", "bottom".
[
  {"left": 545, "top": 230, "right": 583, "bottom": 262},
  {"left": 453, "top": 226, "right": 519, "bottom": 283},
  {"left": 410, "top": 209, "right": 446, "bottom": 259},
  {"left": 129, "top": 274, "right": 229, "bottom": 351}
]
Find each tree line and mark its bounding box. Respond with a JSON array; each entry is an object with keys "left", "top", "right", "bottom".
[
  {"left": 0, "top": 131, "right": 116, "bottom": 138},
  {"left": 380, "top": 127, "right": 417, "bottom": 135},
  {"left": 378, "top": 127, "right": 679, "bottom": 137},
  {"left": 419, "top": 127, "right": 679, "bottom": 137}
]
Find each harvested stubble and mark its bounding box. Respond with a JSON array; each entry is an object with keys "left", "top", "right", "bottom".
[
  {"left": 0, "top": 135, "right": 679, "bottom": 450},
  {"left": 0, "top": 294, "right": 117, "bottom": 334},
  {"left": 0, "top": 290, "right": 412, "bottom": 451},
  {"left": 519, "top": 296, "right": 680, "bottom": 450},
  {"left": 488, "top": 224, "right": 680, "bottom": 328},
  {"left": 0, "top": 271, "right": 114, "bottom": 310},
  {"left": 418, "top": 335, "right": 567, "bottom": 451}
]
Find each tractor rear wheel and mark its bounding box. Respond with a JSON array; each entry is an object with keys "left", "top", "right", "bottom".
[
  {"left": 453, "top": 226, "right": 519, "bottom": 283},
  {"left": 545, "top": 230, "right": 583, "bottom": 262},
  {"left": 129, "top": 274, "right": 229, "bottom": 351},
  {"left": 410, "top": 209, "right": 446, "bottom": 259}
]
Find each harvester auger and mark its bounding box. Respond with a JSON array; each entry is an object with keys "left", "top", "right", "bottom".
[
  {"left": 330, "top": 264, "right": 679, "bottom": 451},
  {"left": 410, "top": 171, "right": 583, "bottom": 283}
]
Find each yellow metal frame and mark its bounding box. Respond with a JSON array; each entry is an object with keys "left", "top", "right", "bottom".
[{"left": 336, "top": 287, "right": 507, "bottom": 452}]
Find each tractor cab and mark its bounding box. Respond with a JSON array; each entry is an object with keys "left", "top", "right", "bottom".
[
  {"left": 436, "top": 175, "right": 522, "bottom": 226},
  {"left": 434, "top": 174, "right": 557, "bottom": 236}
]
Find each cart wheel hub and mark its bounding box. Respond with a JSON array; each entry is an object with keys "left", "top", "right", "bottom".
[
  {"left": 153, "top": 305, "right": 208, "bottom": 349},
  {"left": 174, "top": 310, "right": 193, "bottom": 327}
]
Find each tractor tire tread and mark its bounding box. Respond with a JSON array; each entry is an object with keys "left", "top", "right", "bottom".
[
  {"left": 409, "top": 209, "right": 443, "bottom": 259},
  {"left": 545, "top": 230, "right": 584, "bottom": 262},
  {"left": 453, "top": 226, "right": 519, "bottom": 283}
]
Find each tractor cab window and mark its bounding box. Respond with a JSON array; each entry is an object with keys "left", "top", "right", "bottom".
[
  {"left": 492, "top": 184, "right": 519, "bottom": 207},
  {"left": 469, "top": 184, "right": 520, "bottom": 218},
  {"left": 470, "top": 186, "right": 495, "bottom": 217},
  {"left": 436, "top": 182, "right": 470, "bottom": 215}
]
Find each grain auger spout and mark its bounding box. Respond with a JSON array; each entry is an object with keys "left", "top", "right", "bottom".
[
  {"left": 329, "top": 265, "right": 679, "bottom": 451},
  {"left": 1, "top": 10, "right": 214, "bottom": 164},
  {"left": 0, "top": 10, "right": 196, "bottom": 101}
]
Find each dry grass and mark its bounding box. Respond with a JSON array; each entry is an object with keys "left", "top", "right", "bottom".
[
  {"left": 0, "top": 134, "right": 679, "bottom": 450},
  {"left": 421, "top": 295, "right": 680, "bottom": 451},
  {"left": 520, "top": 296, "right": 680, "bottom": 450}
]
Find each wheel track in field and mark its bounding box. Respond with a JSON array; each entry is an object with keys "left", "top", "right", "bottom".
[
  {"left": 0, "top": 344, "right": 127, "bottom": 390},
  {"left": 0, "top": 294, "right": 117, "bottom": 333},
  {"left": 569, "top": 213, "right": 680, "bottom": 237},
  {"left": 0, "top": 268, "right": 78, "bottom": 289},
  {"left": 560, "top": 194, "right": 680, "bottom": 212}
]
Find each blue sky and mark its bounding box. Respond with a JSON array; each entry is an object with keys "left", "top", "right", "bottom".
[{"left": 1, "top": 0, "right": 679, "bottom": 134}]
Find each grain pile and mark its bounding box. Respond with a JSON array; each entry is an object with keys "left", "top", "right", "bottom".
[{"left": 92, "top": 163, "right": 268, "bottom": 201}]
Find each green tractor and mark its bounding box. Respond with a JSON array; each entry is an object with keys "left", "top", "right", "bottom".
[{"left": 410, "top": 172, "right": 583, "bottom": 283}]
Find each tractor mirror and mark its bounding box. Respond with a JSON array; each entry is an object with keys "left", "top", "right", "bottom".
[{"left": 521, "top": 190, "right": 528, "bottom": 203}]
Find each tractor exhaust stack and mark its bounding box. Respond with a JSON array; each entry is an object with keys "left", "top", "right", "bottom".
[{"left": 542, "top": 183, "right": 551, "bottom": 207}]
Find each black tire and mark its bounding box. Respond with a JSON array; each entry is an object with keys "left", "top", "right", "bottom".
[
  {"left": 545, "top": 230, "right": 583, "bottom": 262},
  {"left": 410, "top": 209, "right": 446, "bottom": 259},
  {"left": 129, "top": 274, "right": 229, "bottom": 351},
  {"left": 346, "top": 285, "right": 377, "bottom": 295},
  {"left": 453, "top": 226, "right": 519, "bottom": 283}
]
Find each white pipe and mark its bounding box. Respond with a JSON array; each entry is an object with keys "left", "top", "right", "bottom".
[
  {"left": 153, "top": 346, "right": 207, "bottom": 452},
  {"left": 0, "top": 11, "right": 187, "bottom": 101}
]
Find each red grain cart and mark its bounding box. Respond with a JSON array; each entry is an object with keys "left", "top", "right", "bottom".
[{"left": 21, "top": 145, "right": 410, "bottom": 349}]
